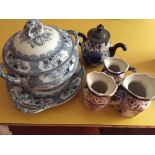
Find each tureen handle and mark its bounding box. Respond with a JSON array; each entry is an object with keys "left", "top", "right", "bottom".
[
  {"left": 67, "top": 30, "right": 79, "bottom": 49},
  {"left": 0, "top": 64, "right": 21, "bottom": 84}
]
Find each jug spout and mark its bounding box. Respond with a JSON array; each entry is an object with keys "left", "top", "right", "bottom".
[
  {"left": 122, "top": 73, "right": 155, "bottom": 101},
  {"left": 84, "top": 71, "right": 118, "bottom": 110},
  {"left": 86, "top": 71, "right": 118, "bottom": 96}
]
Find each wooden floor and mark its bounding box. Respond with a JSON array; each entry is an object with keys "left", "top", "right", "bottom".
[{"left": 9, "top": 126, "right": 155, "bottom": 135}]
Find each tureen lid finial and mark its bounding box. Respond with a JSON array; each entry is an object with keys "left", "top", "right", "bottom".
[{"left": 23, "top": 19, "right": 44, "bottom": 39}]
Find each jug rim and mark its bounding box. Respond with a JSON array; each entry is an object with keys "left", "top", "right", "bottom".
[
  {"left": 103, "top": 57, "right": 129, "bottom": 75},
  {"left": 86, "top": 71, "right": 118, "bottom": 97},
  {"left": 121, "top": 73, "right": 155, "bottom": 101}
]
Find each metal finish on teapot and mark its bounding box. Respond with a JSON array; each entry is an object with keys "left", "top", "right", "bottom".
[
  {"left": 78, "top": 24, "right": 127, "bottom": 66},
  {"left": 0, "top": 19, "right": 80, "bottom": 91}
]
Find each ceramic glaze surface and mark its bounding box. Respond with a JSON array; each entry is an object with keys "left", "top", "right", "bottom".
[
  {"left": 84, "top": 87, "right": 110, "bottom": 111},
  {"left": 111, "top": 73, "right": 155, "bottom": 117},
  {"left": 102, "top": 57, "right": 136, "bottom": 84},
  {"left": 84, "top": 71, "right": 118, "bottom": 111},
  {"left": 81, "top": 40, "right": 111, "bottom": 65},
  {"left": 6, "top": 63, "right": 85, "bottom": 113},
  {"left": 3, "top": 28, "right": 73, "bottom": 75},
  {"left": 78, "top": 24, "right": 127, "bottom": 66},
  {"left": 14, "top": 26, "right": 62, "bottom": 57},
  {"left": 103, "top": 69, "right": 124, "bottom": 84},
  {"left": 82, "top": 40, "right": 111, "bottom": 57},
  {"left": 7, "top": 47, "right": 79, "bottom": 90},
  {"left": 104, "top": 57, "right": 129, "bottom": 74},
  {"left": 86, "top": 71, "right": 118, "bottom": 96},
  {"left": 0, "top": 20, "right": 80, "bottom": 91},
  {"left": 112, "top": 87, "right": 151, "bottom": 117},
  {"left": 122, "top": 73, "right": 155, "bottom": 100}
]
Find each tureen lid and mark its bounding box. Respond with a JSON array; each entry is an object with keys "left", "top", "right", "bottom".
[
  {"left": 87, "top": 24, "right": 110, "bottom": 43},
  {"left": 2, "top": 19, "right": 80, "bottom": 76},
  {"left": 11, "top": 19, "right": 64, "bottom": 60}
]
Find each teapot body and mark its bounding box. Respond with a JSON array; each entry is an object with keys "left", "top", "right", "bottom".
[
  {"left": 81, "top": 39, "right": 111, "bottom": 66},
  {"left": 78, "top": 24, "right": 127, "bottom": 67}
]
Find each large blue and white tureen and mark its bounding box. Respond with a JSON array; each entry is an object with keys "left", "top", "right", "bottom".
[{"left": 0, "top": 20, "right": 85, "bottom": 113}]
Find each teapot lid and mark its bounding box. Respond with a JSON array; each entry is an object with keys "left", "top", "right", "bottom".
[
  {"left": 87, "top": 24, "right": 110, "bottom": 43},
  {"left": 11, "top": 19, "right": 64, "bottom": 60}
]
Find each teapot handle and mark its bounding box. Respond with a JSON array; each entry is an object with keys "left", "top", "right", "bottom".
[
  {"left": 67, "top": 30, "right": 79, "bottom": 49},
  {"left": 109, "top": 43, "right": 127, "bottom": 57},
  {"left": 78, "top": 32, "right": 87, "bottom": 46},
  {"left": 0, "top": 64, "right": 21, "bottom": 85}
]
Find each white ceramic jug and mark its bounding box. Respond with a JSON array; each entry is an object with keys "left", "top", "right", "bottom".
[
  {"left": 84, "top": 71, "right": 118, "bottom": 110},
  {"left": 102, "top": 57, "right": 136, "bottom": 84},
  {"left": 111, "top": 73, "right": 155, "bottom": 117}
]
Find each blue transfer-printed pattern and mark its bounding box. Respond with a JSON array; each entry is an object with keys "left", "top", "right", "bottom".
[
  {"left": 81, "top": 40, "right": 110, "bottom": 66},
  {"left": 3, "top": 30, "right": 75, "bottom": 75},
  {"left": 19, "top": 27, "right": 52, "bottom": 48},
  {"left": 4, "top": 27, "right": 64, "bottom": 61},
  {"left": 6, "top": 63, "right": 85, "bottom": 113},
  {"left": 6, "top": 48, "right": 79, "bottom": 90}
]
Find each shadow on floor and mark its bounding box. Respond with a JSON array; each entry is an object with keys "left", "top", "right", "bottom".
[
  {"left": 9, "top": 126, "right": 155, "bottom": 135},
  {"left": 10, "top": 126, "right": 100, "bottom": 135},
  {"left": 100, "top": 128, "right": 155, "bottom": 135}
]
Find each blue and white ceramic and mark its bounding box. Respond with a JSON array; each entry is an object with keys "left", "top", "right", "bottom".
[
  {"left": 0, "top": 20, "right": 80, "bottom": 91},
  {"left": 78, "top": 24, "right": 127, "bottom": 66},
  {"left": 7, "top": 63, "right": 85, "bottom": 113}
]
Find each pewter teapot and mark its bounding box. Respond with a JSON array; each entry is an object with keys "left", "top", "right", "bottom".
[{"left": 78, "top": 24, "right": 127, "bottom": 66}]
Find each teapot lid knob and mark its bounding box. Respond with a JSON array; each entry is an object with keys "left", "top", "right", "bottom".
[
  {"left": 87, "top": 24, "right": 110, "bottom": 43},
  {"left": 97, "top": 24, "right": 104, "bottom": 32}
]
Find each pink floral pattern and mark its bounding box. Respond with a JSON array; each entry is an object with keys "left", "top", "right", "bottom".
[
  {"left": 112, "top": 87, "right": 151, "bottom": 117},
  {"left": 123, "top": 93, "right": 150, "bottom": 112},
  {"left": 103, "top": 69, "right": 124, "bottom": 84},
  {"left": 84, "top": 88, "right": 110, "bottom": 110}
]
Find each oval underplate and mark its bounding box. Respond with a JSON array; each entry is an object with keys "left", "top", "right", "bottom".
[{"left": 6, "top": 63, "right": 85, "bottom": 114}]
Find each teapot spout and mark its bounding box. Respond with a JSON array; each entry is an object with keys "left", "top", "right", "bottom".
[{"left": 109, "top": 43, "right": 127, "bottom": 57}]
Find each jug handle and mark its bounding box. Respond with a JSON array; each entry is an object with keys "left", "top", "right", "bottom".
[
  {"left": 78, "top": 32, "right": 87, "bottom": 46},
  {"left": 118, "top": 66, "right": 137, "bottom": 85},
  {"left": 128, "top": 66, "right": 137, "bottom": 73},
  {"left": 67, "top": 30, "right": 79, "bottom": 50},
  {"left": 109, "top": 86, "right": 125, "bottom": 105},
  {"left": 0, "top": 64, "right": 21, "bottom": 85},
  {"left": 109, "top": 67, "right": 136, "bottom": 106}
]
